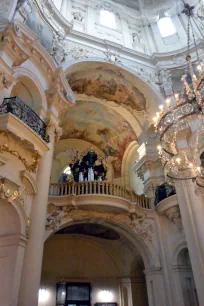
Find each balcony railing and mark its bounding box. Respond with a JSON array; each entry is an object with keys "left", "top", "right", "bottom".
[
  {"left": 0, "top": 97, "right": 50, "bottom": 143},
  {"left": 49, "top": 181, "right": 151, "bottom": 209}
]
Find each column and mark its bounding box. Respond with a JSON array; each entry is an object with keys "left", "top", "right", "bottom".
[
  {"left": 18, "top": 128, "right": 56, "bottom": 306},
  {"left": 171, "top": 266, "right": 186, "bottom": 306},
  {"left": 11, "top": 237, "right": 27, "bottom": 306},
  {"left": 174, "top": 179, "right": 204, "bottom": 305},
  {"left": 144, "top": 268, "right": 167, "bottom": 306},
  {"left": 119, "top": 278, "right": 133, "bottom": 306}
]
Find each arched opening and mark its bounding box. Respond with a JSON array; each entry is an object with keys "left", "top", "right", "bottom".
[
  {"left": 10, "top": 76, "right": 43, "bottom": 115},
  {"left": 177, "top": 248, "right": 199, "bottom": 306},
  {"left": 0, "top": 199, "right": 21, "bottom": 305},
  {"left": 40, "top": 223, "right": 149, "bottom": 306}
]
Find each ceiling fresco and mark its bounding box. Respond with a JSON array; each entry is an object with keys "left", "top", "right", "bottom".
[
  {"left": 67, "top": 68, "right": 146, "bottom": 112},
  {"left": 61, "top": 101, "right": 137, "bottom": 176}
]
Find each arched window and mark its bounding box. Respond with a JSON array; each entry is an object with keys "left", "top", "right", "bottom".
[
  {"left": 63, "top": 166, "right": 72, "bottom": 175},
  {"left": 100, "top": 9, "right": 116, "bottom": 29},
  {"left": 59, "top": 166, "right": 72, "bottom": 183},
  {"left": 157, "top": 12, "right": 176, "bottom": 38}
]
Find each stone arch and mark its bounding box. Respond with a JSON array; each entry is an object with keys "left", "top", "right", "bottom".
[
  {"left": 172, "top": 238, "right": 188, "bottom": 266},
  {"left": 12, "top": 197, "right": 27, "bottom": 237},
  {"left": 121, "top": 140, "right": 138, "bottom": 187},
  {"left": 63, "top": 59, "right": 163, "bottom": 118},
  {"left": 0, "top": 198, "right": 26, "bottom": 305},
  {"left": 175, "top": 246, "right": 198, "bottom": 306},
  {"left": 11, "top": 67, "right": 48, "bottom": 113},
  {"left": 45, "top": 217, "right": 160, "bottom": 270}
]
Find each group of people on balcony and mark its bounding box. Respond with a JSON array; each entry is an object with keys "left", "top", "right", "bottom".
[{"left": 59, "top": 150, "right": 107, "bottom": 183}]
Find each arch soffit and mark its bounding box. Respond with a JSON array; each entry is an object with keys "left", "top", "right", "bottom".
[
  {"left": 45, "top": 218, "right": 160, "bottom": 269},
  {"left": 52, "top": 233, "right": 122, "bottom": 273},
  {"left": 63, "top": 59, "right": 164, "bottom": 113},
  {"left": 0, "top": 197, "right": 27, "bottom": 238},
  {"left": 121, "top": 140, "right": 138, "bottom": 186},
  {"left": 12, "top": 66, "right": 48, "bottom": 111},
  {"left": 12, "top": 197, "right": 27, "bottom": 236},
  {"left": 172, "top": 238, "right": 188, "bottom": 266}
]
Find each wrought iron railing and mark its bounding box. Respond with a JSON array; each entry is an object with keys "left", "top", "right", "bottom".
[
  {"left": 0, "top": 97, "right": 50, "bottom": 143},
  {"left": 49, "top": 181, "right": 151, "bottom": 209}
]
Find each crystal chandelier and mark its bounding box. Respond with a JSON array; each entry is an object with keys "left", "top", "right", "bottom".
[{"left": 154, "top": 2, "right": 204, "bottom": 183}]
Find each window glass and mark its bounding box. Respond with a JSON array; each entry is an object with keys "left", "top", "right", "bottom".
[
  {"left": 157, "top": 16, "right": 176, "bottom": 38},
  {"left": 67, "top": 285, "right": 89, "bottom": 301},
  {"left": 100, "top": 9, "right": 116, "bottom": 29},
  {"left": 63, "top": 166, "right": 72, "bottom": 175}
]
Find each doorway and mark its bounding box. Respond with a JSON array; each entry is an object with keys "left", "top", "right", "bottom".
[{"left": 57, "top": 282, "right": 91, "bottom": 306}]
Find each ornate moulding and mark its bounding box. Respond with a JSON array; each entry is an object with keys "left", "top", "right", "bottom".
[
  {"left": 20, "top": 170, "right": 37, "bottom": 195},
  {"left": 0, "top": 129, "right": 40, "bottom": 173},
  {"left": 0, "top": 111, "right": 50, "bottom": 156},
  {"left": 34, "top": 0, "right": 204, "bottom": 71},
  {"left": 155, "top": 194, "right": 182, "bottom": 231},
  {"left": 45, "top": 203, "right": 155, "bottom": 242},
  {"left": 0, "top": 20, "right": 75, "bottom": 106},
  {"left": 0, "top": 175, "right": 30, "bottom": 239},
  {"left": 0, "top": 176, "right": 19, "bottom": 203}
]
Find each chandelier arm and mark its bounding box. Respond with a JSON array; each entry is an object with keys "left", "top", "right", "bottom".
[
  {"left": 194, "top": 0, "right": 202, "bottom": 7},
  {"left": 187, "top": 16, "right": 191, "bottom": 57},
  {"left": 192, "top": 16, "right": 204, "bottom": 39},
  {"left": 189, "top": 17, "right": 200, "bottom": 63}
]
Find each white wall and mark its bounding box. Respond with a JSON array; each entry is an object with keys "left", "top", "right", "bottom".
[
  {"left": 52, "top": 0, "right": 200, "bottom": 55},
  {"left": 39, "top": 233, "right": 147, "bottom": 306}
]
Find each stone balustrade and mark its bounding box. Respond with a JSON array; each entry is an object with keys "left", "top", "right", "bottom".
[{"left": 49, "top": 181, "right": 151, "bottom": 209}]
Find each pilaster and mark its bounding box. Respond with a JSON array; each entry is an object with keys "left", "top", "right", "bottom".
[{"left": 174, "top": 179, "right": 204, "bottom": 306}]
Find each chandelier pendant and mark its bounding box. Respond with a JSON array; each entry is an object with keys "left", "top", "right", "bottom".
[{"left": 154, "top": 1, "right": 204, "bottom": 183}]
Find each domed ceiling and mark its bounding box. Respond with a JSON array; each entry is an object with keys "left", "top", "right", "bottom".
[
  {"left": 61, "top": 101, "right": 137, "bottom": 176},
  {"left": 112, "top": 0, "right": 175, "bottom": 12}
]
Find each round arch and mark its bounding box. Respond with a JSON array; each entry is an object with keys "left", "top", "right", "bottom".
[
  {"left": 63, "top": 59, "right": 163, "bottom": 117},
  {"left": 172, "top": 238, "right": 188, "bottom": 266},
  {"left": 121, "top": 140, "right": 138, "bottom": 187},
  {"left": 11, "top": 67, "right": 48, "bottom": 113},
  {"left": 45, "top": 217, "right": 160, "bottom": 269}
]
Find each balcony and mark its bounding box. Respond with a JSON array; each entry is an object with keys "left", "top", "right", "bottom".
[
  {"left": 0, "top": 97, "right": 49, "bottom": 143},
  {"left": 49, "top": 181, "right": 151, "bottom": 211}
]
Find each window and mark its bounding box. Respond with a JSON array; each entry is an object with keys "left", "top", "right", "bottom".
[
  {"left": 56, "top": 282, "right": 91, "bottom": 306},
  {"left": 100, "top": 10, "right": 116, "bottom": 29},
  {"left": 63, "top": 166, "right": 72, "bottom": 175},
  {"left": 157, "top": 12, "right": 176, "bottom": 38}
]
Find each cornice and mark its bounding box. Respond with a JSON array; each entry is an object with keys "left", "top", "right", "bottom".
[
  {"left": 0, "top": 20, "right": 75, "bottom": 106},
  {"left": 34, "top": 0, "right": 204, "bottom": 69}
]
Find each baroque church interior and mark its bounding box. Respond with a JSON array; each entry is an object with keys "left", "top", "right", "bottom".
[{"left": 0, "top": 0, "right": 204, "bottom": 305}]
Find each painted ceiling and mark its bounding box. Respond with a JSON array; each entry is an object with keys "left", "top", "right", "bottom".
[
  {"left": 67, "top": 67, "right": 146, "bottom": 112},
  {"left": 61, "top": 100, "right": 137, "bottom": 175},
  {"left": 111, "top": 0, "right": 177, "bottom": 12}
]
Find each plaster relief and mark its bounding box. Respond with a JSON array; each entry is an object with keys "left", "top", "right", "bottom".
[
  {"left": 0, "top": 131, "right": 40, "bottom": 173},
  {"left": 46, "top": 205, "right": 155, "bottom": 242}
]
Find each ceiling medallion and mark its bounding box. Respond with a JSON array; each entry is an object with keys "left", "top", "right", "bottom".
[{"left": 153, "top": 2, "right": 204, "bottom": 184}]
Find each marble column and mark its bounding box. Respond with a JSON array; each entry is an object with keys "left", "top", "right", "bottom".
[
  {"left": 174, "top": 180, "right": 204, "bottom": 305},
  {"left": 144, "top": 268, "right": 167, "bottom": 306},
  {"left": 18, "top": 130, "right": 56, "bottom": 306}
]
